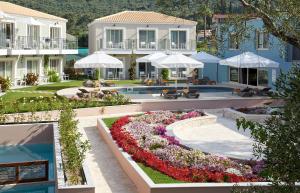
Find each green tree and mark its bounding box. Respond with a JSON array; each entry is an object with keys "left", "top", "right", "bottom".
[
  {"left": 238, "top": 0, "right": 300, "bottom": 48},
  {"left": 128, "top": 51, "right": 137, "bottom": 80}
]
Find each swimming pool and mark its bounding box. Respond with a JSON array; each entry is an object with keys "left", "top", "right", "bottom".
[
  {"left": 0, "top": 144, "right": 54, "bottom": 180},
  {"left": 118, "top": 86, "right": 233, "bottom": 94},
  {"left": 0, "top": 183, "right": 55, "bottom": 193}
]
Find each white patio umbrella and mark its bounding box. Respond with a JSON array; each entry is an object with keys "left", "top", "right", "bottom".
[
  {"left": 17, "top": 17, "right": 44, "bottom": 26},
  {"left": 153, "top": 53, "right": 204, "bottom": 88},
  {"left": 136, "top": 52, "right": 167, "bottom": 78},
  {"left": 219, "top": 52, "right": 279, "bottom": 68},
  {"left": 219, "top": 52, "right": 279, "bottom": 85},
  {"left": 74, "top": 51, "right": 124, "bottom": 84},
  {"left": 191, "top": 51, "right": 221, "bottom": 63},
  {"left": 191, "top": 51, "right": 221, "bottom": 81}
]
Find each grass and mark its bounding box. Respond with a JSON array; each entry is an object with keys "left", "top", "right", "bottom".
[
  {"left": 14, "top": 80, "right": 84, "bottom": 92},
  {"left": 102, "top": 117, "right": 184, "bottom": 184},
  {"left": 137, "top": 163, "right": 183, "bottom": 184},
  {"left": 1, "top": 92, "right": 54, "bottom": 103},
  {"left": 102, "top": 117, "right": 120, "bottom": 128},
  {"left": 108, "top": 79, "right": 141, "bottom": 86}
]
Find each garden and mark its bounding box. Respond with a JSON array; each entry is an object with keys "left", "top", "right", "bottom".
[{"left": 103, "top": 111, "right": 265, "bottom": 184}]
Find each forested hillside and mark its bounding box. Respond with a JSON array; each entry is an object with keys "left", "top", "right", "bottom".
[{"left": 4, "top": 0, "right": 242, "bottom": 47}]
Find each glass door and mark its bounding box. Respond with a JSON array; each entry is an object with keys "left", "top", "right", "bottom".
[
  {"left": 50, "top": 27, "right": 60, "bottom": 49},
  {"left": 27, "top": 60, "right": 39, "bottom": 74},
  {"left": 248, "top": 68, "right": 258, "bottom": 86},
  {"left": 0, "top": 61, "right": 12, "bottom": 79},
  {"left": 139, "top": 30, "right": 156, "bottom": 49},
  {"left": 171, "top": 30, "right": 187, "bottom": 50},
  {"left": 106, "top": 29, "right": 123, "bottom": 49},
  {"left": 27, "top": 25, "right": 40, "bottom": 49}
]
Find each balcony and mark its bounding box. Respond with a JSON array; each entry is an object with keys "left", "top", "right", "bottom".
[
  {"left": 0, "top": 36, "right": 78, "bottom": 55},
  {"left": 97, "top": 38, "right": 196, "bottom": 54}
]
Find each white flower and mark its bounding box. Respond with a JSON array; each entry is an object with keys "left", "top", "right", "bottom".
[{"left": 225, "top": 168, "right": 242, "bottom": 176}]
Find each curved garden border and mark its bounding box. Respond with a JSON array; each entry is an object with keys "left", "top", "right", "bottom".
[{"left": 97, "top": 114, "right": 272, "bottom": 193}]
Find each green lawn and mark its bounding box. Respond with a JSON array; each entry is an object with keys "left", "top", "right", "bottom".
[
  {"left": 1, "top": 92, "right": 53, "bottom": 103},
  {"left": 109, "top": 79, "right": 141, "bottom": 86},
  {"left": 14, "top": 80, "right": 84, "bottom": 92},
  {"left": 102, "top": 117, "right": 184, "bottom": 184}
]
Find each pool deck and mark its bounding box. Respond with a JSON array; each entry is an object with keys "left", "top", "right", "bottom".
[{"left": 57, "top": 83, "right": 270, "bottom": 103}]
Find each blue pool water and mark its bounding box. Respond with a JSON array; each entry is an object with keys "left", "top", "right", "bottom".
[
  {"left": 0, "top": 144, "right": 54, "bottom": 180},
  {"left": 0, "top": 183, "right": 55, "bottom": 193},
  {"left": 119, "top": 86, "right": 233, "bottom": 94}
]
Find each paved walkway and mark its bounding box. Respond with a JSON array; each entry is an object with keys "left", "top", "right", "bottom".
[
  {"left": 77, "top": 116, "right": 138, "bottom": 193},
  {"left": 171, "top": 113, "right": 255, "bottom": 160}
]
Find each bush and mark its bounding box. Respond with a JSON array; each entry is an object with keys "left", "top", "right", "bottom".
[
  {"left": 26, "top": 73, "right": 39, "bottom": 85},
  {"left": 48, "top": 70, "right": 61, "bottom": 82},
  {"left": 103, "top": 94, "right": 131, "bottom": 105},
  {"left": 0, "top": 76, "right": 11, "bottom": 92},
  {"left": 161, "top": 68, "right": 169, "bottom": 80},
  {"left": 64, "top": 68, "right": 88, "bottom": 80},
  {"left": 59, "top": 105, "right": 90, "bottom": 185}
]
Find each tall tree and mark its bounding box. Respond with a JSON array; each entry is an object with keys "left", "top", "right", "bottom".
[{"left": 238, "top": 0, "right": 300, "bottom": 48}]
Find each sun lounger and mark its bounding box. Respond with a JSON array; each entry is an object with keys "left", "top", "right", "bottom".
[
  {"left": 257, "top": 87, "right": 272, "bottom": 96},
  {"left": 232, "top": 87, "right": 254, "bottom": 97},
  {"left": 161, "top": 89, "right": 180, "bottom": 99},
  {"left": 183, "top": 89, "right": 200, "bottom": 98},
  {"left": 77, "top": 88, "right": 91, "bottom": 98}
]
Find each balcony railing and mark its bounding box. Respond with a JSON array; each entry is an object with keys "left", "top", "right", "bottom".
[
  {"left": 98, "top": 39, "right": 196, "bottom": 51},
  {"left": 0, "top": 36, "right": 78, "bottom": 50}
]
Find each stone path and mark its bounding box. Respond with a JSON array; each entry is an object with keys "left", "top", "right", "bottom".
[{"left": 77, "top": 116, "right": 138, "bottom": 193}]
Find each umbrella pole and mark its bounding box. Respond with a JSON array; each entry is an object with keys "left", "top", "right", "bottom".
[{"left": 175, "top": 67, "right": 178, "bottom": 90}]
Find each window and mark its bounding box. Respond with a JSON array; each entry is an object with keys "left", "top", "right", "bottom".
[
  {"left": 49, "top": 59, "right": 60, "bottom": 72},
  {"left": 229, "top": 67, "right": 239, "bottom": 82},
  {"left": 106, "top": 29, "right": 123, "bottom": 49},
  {"left": 256, "top": 30, "right": 269, "bottom": 49},
  {"left": 139, "top": 30, "right": 156, "bottom": 49},
  {"left": 27, "top": 25, "right": 40, "bottom": 48},
  {"left": 0, "top": 61, "right": 12, "bottom": 78},
  {"left": 0, "top": 22, "right": 14, "bottom": 48},
  {"left": 27, "top": 60, "right": 39, "bottom": 74},
  {"left": 229, "top": 33, "right": 239, "bottom": 50},
  {"left": 171, "top": 30, "right": 187, "bottom": 50}
]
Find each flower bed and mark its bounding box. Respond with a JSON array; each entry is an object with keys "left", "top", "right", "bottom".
[{"left": 110, "top": 111, "right": 265, "bottom": 183}]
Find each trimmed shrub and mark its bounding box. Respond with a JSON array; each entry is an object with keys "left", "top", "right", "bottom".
[
  {"left": 161, "top": 68, "right": 169, "bottom": 80},
  {"left": 26, "top": 73, "right": 39, "bottom": 85},
  {"left": 0, "top": 76, "right": 11, "bottom": 92},
  {"left": 48, "top": 70, "right": 61, "bottom": 82}
]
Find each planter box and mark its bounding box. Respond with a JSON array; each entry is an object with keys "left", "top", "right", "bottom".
[
  {"left": 97, "top": 115, "right": 271, "bottom": 193},
  {"left": 222, "top": 108, "right": 273, "bottom": 123}
]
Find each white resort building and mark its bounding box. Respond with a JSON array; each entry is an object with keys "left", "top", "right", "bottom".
[
  {"left": 88, "top": 11, "right": 197, "bottom": 79},
  {"left": 0, "top": 1, "right": 78, "bottom": 85}
]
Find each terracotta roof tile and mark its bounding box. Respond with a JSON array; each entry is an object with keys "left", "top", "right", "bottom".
[
  {"left": 0, "top": 1, "right": 66, "bottom": 21},
  {"left": 94, "top": 11, "right": 197, "bottom": 25}
]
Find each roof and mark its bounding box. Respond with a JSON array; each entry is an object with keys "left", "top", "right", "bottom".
[
  {"left": 92, "top": 11, "right": 197, "bottom": 25},
  {"left": 0, "top": 1, "right": 67, "bottom": 21}
]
